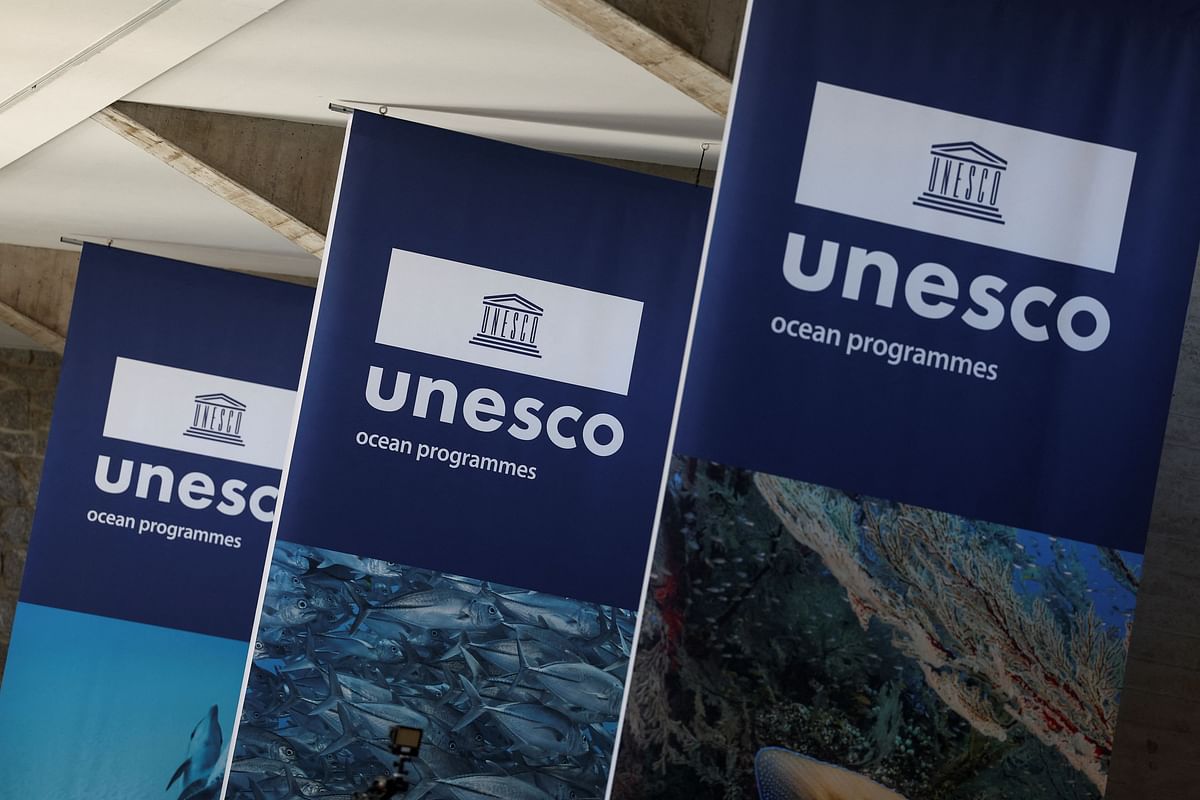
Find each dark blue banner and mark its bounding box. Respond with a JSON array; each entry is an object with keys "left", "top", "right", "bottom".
[
  {"left": 613, "top": 1, "right": 1188, "bottom": 797},
  {"left": 676, "top": 0, "right": 1200, "bottom": 554},
  {"left": 226, "top": 113, "right": 710, "bottom": 800},
  {"left": 0, "top": 245, "right": 312, "bottom": 799}
]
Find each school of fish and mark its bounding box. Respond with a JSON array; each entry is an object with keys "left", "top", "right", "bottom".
[{"left": 227, "top": 542, "right": 634, "bottom": 800}]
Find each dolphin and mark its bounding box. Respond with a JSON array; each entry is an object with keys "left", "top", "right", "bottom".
[
  {"left": 167, "top": 705, "right": 224, "bottom": 798},
  {"left": 176, "top": 737, "right": 229, "bottom": 800}
]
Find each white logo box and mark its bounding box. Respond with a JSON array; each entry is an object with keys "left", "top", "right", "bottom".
[
  {"left": 103, "top": 357, "right": 296, "bottom": 470},
  {"left": 795, "top": 82, "right": 1137, "bottom": 274},
  {"left": 375, "top": 249, "right": 645, "bottom": 396}
]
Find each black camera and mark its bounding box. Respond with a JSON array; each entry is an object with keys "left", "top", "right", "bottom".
[{"left": 353, "top": 725, "right": 424, "bottom": 800}]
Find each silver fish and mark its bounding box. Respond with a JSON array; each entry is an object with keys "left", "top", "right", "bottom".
[
  {"left": 428, "top": 774, "right": 555, "bottom": 800},
  {"left": 235, "top": 725, "right": 299, "bottom": 763},
  {"left": 494, "top": 594, "right": 603, "bottom": 639},
  {"left": 267, "top": 567, "right": 307, "bottom": 594},
  {"left": 229, "top": 757, "right": 296, "bottom": 779},
  {"left": 274, "top": 546, "right": 316, "bottom": 572},
  {"left": 262, "top": 595, "right": 318, "bottom": 627},
  {"left": 532, "top": 764, "right": 604, "bottom": 800},
  {"left": 516, "top": 640, "right": 624, "bottom": 717},
  {"left": 334, "top": 670, "right": 394, "bottom": 703},
  {"left": 316, "top": 550, "right": 402, "bottom": 578},
  {"left": 373, "top": 589, "right": 503, "bottom": 631},
  {"left": 462, "top": 636, "right": 561, "bottom": 674},
  {"left": 456, "top": 679, "right": 586, "bottom": 756},
  {"left": 344, "top": 701, "right": 431, "bottom": 738},
  {"left": 313, "top": 633, "right": 406, "bottom": 664}
]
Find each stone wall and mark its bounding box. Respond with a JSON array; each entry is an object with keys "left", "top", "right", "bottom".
[{"left": 0, "top": 348, "right": 61, "bottom": 682}]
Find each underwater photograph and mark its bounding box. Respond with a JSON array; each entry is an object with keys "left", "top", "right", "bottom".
[
  {"left": 0, "top": 603, "right": 244, "bottom": 800},
  {"left": 612, "top": 458, "right": 1140, "bottom": 800},
  {"left": 231, "top": 542, "right": 634, "bottom": 799}
]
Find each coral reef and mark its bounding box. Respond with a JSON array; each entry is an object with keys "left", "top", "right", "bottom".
[
  {"left": 614, "top": 459, "right": 1133, "bottom": 800},
  {"left": 755, "top": 476, "right": 1124, "bottom": 792}
]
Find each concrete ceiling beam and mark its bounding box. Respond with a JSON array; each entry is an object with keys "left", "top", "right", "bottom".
[
  {"left": 602, "top": 0, "right": 747, "bottom": 79},
  {"left": 91, "top": 103, "right": 715, "bottom": 261},
  {"left": 0, "top": 0, "right": 290, "bottom": 172},
  {"left": 91, "top": 104, "right": 332, "bottom": 258},
  {"left": 537, "top": 0, "right": 737, "bottom": 117}
]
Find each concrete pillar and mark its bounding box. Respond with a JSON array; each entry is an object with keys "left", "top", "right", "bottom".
[
  {"left": 111, "top": 102, "right": 345, "bottom": 237},
  {"left": 1107, "top": 256, "right": 1200, "bottom": 799}
]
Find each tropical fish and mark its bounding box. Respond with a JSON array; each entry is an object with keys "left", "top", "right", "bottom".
[{"left": 754, "top": 748, "right": 908, "bottom": 800}]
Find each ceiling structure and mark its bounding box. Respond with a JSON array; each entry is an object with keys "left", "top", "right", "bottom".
[{"left": 0, "top": 0, "right": 735, "bottom": 350}]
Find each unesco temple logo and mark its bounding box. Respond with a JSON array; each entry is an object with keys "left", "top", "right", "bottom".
[
  {"left": 468, "top": 293, "right": 544, "bottom": 359},
  {"left": 184, "top": 393, "right": 246, "bottom": 447},
  {"left": 913, "top": 141, "right": 1007, "bottom": 224}
]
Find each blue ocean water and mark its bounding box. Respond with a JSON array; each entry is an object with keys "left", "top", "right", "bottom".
[
  {"left": 0, "top": 602, "right": 247, "bottom": 799},
  {"left": 1013, "top": 529, "right": 1141, "bottom": 633}
]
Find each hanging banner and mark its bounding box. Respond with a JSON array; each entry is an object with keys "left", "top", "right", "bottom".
[
  {"left": 615, "top": 1, "right": 1199, "bottom": 798},
  {"left": 0, "top": 245, "right": 312, "bottom": 800},
  {"left": 224, "top": 113, "right": 710, "bottom": 800}
]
